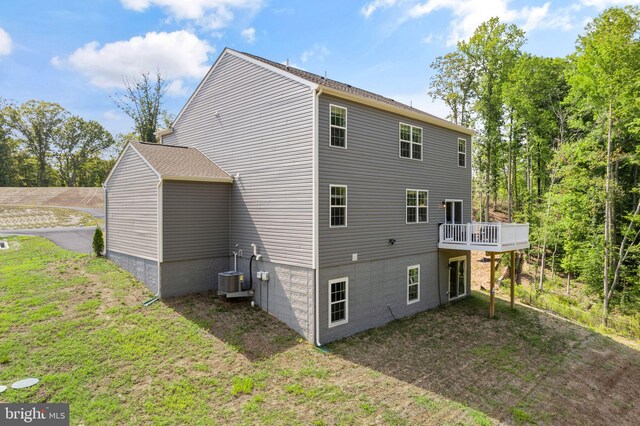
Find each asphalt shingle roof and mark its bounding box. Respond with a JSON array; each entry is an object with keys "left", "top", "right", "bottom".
[
  {"left": 238, "top": 50, "right": 448, "bottom": 124},
  {"left": 131, "top": 141, "right": 232, "bottom": 182}
]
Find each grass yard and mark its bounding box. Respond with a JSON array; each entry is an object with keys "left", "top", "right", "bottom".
[
  {"left": 0, "top": 205, "right": 101, "bottom": 229},
  {"left": 1, "top": 237, "right": 639, "bottom": 425}
]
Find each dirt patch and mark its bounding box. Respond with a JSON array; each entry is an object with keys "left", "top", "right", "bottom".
[{"left": 0, "top": 205, "right": 100, "bottom": 229}]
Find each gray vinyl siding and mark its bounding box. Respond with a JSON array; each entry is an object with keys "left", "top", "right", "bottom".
[
  {"left": 318, "top": 249, "right": 469, "bottom": 343},
  {"left": 106, "top": 146, "right": 159, "bottom": 260},
  {"left": 318, "top": 94, "right": 472, "bottom": 268},
  {"left": 163, "top": 53, "right": 314, "bottom": 268},
  {"left": 162, "top": 181, "right": 230, "bottom": 262}
]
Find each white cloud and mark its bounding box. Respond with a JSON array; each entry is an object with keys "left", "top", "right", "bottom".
[
  {"left": 365, "top": 0, "right": 579, "bottom": 45},
  {"left": 241, "top": 27, "right": 256, "bottom": 43},
  {"left": 120, "top": 0, "right": 264, "bottom": 30},
  {"left": 421, "top": 33, "right": 434, "bottom": 44},
  {"left": 53, "top": 31, "right": 214, "bottom": 92},
  {"left": 166, "top": 79, "right": 189, "bottom": 96},
  {"left": 0, "top": 26, "right": 12, "bottom": 56},
  {"left": 581, "top": 0, "right": 640, "bottom": 9},
  {"left": 301, "top": 43, "right": 330, "bottom": 63},
  {"left": 361, "top": 0, "right": 398, "bottom": 18}
]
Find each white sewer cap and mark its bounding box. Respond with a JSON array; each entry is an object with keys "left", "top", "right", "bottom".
[
  {"left": 11, "top": 378, "right": 39, "bottom": 389},
  {"left": 0, "top": 385, "right": 6, "bottom": 393}
]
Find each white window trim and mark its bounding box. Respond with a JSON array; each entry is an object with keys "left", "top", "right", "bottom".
[
  {"left": 405, "top": 189, "right": 429, "bottom": 224},
  {"left": 329, "top": 185, "right": 348, "bottom": 228},
  {"left": 444, "top": 199, "right": 464, "bottom": 224},
  {"left": 328, "top": 277, "right": 349, "bottom": 327},
  {"left": 407, "top": 264, "right": 420, "bottom": 305},
  {"left": 458, "top": 138, "right": 467, "bottom": 168},
  {"left": 448, "top": 256, "right": 467, "bottom": 301},
  {"left": 398, "top": 123, "right": 423, "bottom": 161},
  {"left": 329, "top": 104, "right": 348, "bottom": 149}
]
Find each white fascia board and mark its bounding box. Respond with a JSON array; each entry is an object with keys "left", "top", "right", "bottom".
[
  {"left": 191, "top": 146, "right": 234, "bottom": 180},
  {"left": 226, "top": 50, "right": 318, "bottom": 90},
  {"left": 104, "top": 143, "right": 160, "bottom": 186},
  {"left": 103, "top": 143, "right": 131, "bottom": 186},
  {"left": 319, "top": 87, "right": 474, "bottom": 136},
  {"left": 172, "top": 48, "right": 318, "bottom": 128},
  {"left": 128, "top": 144, "right": 162, "bottom": 181},
  {"left": 155, "top": 128, "right": 174, "bottom": 137},
  {"left": 160, "top": 176, "right": 233, "bottom": 183}
]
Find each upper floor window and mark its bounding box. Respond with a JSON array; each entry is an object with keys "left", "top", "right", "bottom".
[
  {"left": 407, "top": 265, "right": 420, "bottom": 304},
  {"left": 406, "top": 189, "right": 428, "bottom": 223},
  {"left": 330, "top": 185, "right": 347, "bottom": 227},
  {"left": 458, "top": 138, "right": 467, "bottom": 167},
  {"left": 330, "top": 105, "right": 347, "bottom": 148},
  {"left": 400, "top": 123, "right": 422, "bottom": 160}
]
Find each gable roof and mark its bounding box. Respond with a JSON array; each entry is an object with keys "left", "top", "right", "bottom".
[
  {"left": 169, "top": 48, "right": 473, "bottom": 137},
  {"left": 239, "top": 51, "right": 447, "bottom": 123},
  {"left": 130, "top": 141, "right": 233, "bottom": 183}
]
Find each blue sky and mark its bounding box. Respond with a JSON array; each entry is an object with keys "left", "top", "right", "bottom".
[{"left": 1, "top": 0, "right": 638, "bottom": 136}]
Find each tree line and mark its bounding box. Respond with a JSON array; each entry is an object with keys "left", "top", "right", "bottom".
[
  {"left": 0, "top": 72, "right": 169, "bottom": 188},
  {"left": 429, "top": 6, "right": 640, "bottom": 322}
]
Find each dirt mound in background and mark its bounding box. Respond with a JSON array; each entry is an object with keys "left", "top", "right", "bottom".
[{"left": 0, "top": 187, "right": 104, "bottom": 208}]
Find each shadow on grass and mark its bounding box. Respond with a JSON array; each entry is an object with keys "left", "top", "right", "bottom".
[
  {"left": 163, "top": 292, "right": 300, "bottom": 362},
  {"left": 328, "top": 292, "right": 640, "bottom": 425}
]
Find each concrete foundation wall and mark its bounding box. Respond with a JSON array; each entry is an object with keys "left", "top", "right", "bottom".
[
  {"left": 318, "top": 249, "right": 470, "bottom": 343},
  {"left": 108, "top": 250, "right": 159, "bottom": 295},
  {"left": 160, "top": 257, "right": 230, "bottom": 298},
  {"left": 235, "top": 257, "right": 315, "bottom": 342}
]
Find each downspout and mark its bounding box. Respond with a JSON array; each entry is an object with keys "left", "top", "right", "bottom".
[
  {"left": 313, "top": 87, "right": 323, "bottom": 347},
  {"left": 156, "top": 179, "right": 163, "bottom": 298},
  {"left": 102, "top": 183, "right": 108, "bottom": 256}
]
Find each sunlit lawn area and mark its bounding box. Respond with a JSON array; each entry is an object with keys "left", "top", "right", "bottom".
[{"left": 1, "top": 236, "right": 638, "bottom": 425}]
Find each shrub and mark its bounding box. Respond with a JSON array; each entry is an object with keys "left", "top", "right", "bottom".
[{"left": 93, "top": 226, "right": 104, "bottom": 256}]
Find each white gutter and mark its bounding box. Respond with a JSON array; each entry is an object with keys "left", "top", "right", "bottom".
[{"left": 313, "top": 87, "right": 323, "bottom": 347}]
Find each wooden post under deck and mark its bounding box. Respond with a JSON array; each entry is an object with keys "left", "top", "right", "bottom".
[
  {"left": 510, "top": 251, "right": 516, "bottom": 309},
  {"left": 489, "top": 252, "right": 495, "bottom": 318}
]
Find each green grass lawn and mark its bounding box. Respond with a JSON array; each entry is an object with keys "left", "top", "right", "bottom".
[{"left": 1, "top": 236, "right": 639, "bottom": 425}]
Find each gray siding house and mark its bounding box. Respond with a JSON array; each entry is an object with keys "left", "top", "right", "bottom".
[{"left": 105, "top": 48, "right": 529, "bottom": 344}]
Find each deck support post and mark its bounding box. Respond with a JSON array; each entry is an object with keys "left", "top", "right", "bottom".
[
  {"left": 489, "top": 252, "right": 495, "bottom": 318},
  {"left": 510, "top": 251, "right": 516, "bottom": 309}
]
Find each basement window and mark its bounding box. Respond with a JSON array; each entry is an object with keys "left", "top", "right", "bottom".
[
  {"left": 407, "top": 265, "right": 420, "bottom": 304},
  {"left": 329, "top": 278, "right": 348, "bottom": 327}
]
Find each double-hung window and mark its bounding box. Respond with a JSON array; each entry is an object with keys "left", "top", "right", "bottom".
[
  {"left": 406, "top": 189, "right": 428, "bottom": 223},
  {"left": 458, "top": 138, "right": 466, "bottom": 167},
  {"left": 330, "top": 185, "right": 347, "bottom": 227},
  {"left": 329, "top": 278, "right": 348, "bottom": 326},
  {"left": 407, "top": 265, "right": 420, "bottom": 304},
  {"left": 330, "top": 105, "right": 347, "bottom": 148},
  {"left": 400, "top": 123, "right": 422, "bottom": 160}
]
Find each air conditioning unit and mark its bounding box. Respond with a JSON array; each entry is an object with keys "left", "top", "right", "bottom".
[{"left": 217, "top": 271, "right": 252, "bottom": 298}]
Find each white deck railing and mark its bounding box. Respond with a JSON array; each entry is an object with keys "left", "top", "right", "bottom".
[{"left": 439, "top": 222, "right": 529, "bottom": 250}]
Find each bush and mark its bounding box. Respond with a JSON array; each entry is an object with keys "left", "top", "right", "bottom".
[{"left": 93, "top": 226, "right": 104, "bottom": 256}]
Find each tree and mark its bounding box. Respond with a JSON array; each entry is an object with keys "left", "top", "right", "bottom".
[
  {"left": 429, "top": 51, "right": 476, "bottom": 127},
  {"left": 53, "top": 116, "right": 115, "bottom": 187},
  {"left": 459, "top": 18, "right": 525, "bottom": 221},
  {"left": 0, "top": 99, "right": 16, "bottom": 186},
  {"left": 565, "top": 6, "right": 640, "bottom": 323},
  {"left": 112, "top": 72, "right": 169, "bottom": 143},
  {"left": 93, "top": 226, "right": 104, "bottom": 256},
  {"left": 5, "top": 100, "right": 67, "bottom": 186}
]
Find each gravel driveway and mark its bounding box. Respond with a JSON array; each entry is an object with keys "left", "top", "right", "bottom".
[{"left": 0, "top": 226, "right": 97, "bottom": 254}]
